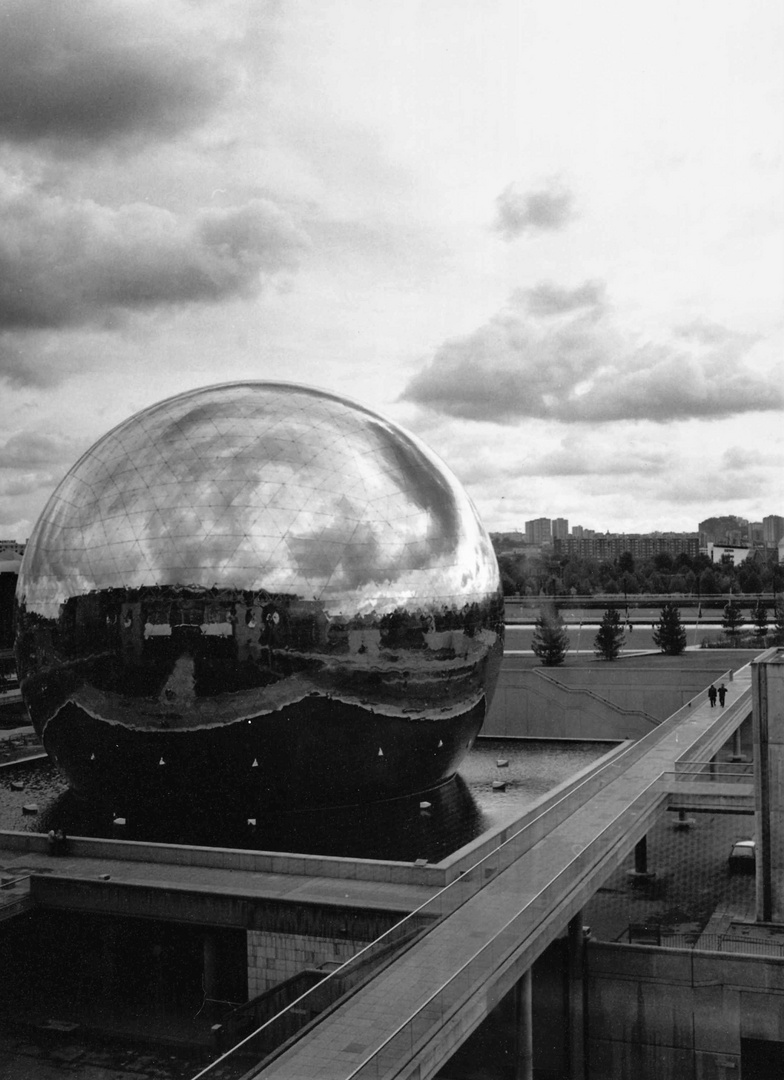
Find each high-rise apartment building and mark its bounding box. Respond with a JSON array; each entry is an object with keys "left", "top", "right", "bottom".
[
  {"left": 525, "top": 518, "right": 552, "bottom": 545},
  {"left": 698, "top": 516, "right": 749, "bottom": 546},
  {"left": 763, "top": 515, "right": 784, "bottom": 547},
  {"left": 552, "top": 518, "right": 569, "bottom": 540}
]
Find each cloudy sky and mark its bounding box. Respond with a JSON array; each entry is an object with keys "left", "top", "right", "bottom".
[{"left": 0, "top": 0, "right": 782, "bottom": 543}]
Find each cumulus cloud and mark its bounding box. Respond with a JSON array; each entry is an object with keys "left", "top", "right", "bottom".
[
  {"left": 493, "top": 180, "right": 575, "bottom": 240},
  {"left": 0, "top": 432, "right": 76, "bottom": 534},
  {"left": 722, "top": 446, "right": 767, "bottom": 470},
  {"left": 0, "top": 429, "right": 91, "bottom": 535},
  {"left": 0, "top": 472, "right": 58, "bottom": 499},
  {"left": 0, "top": 179, "right": 310, "bottom": 332},
  {"left": 0, "top": 340, "right": 62, "bottom": 388},
  {"left": 0, "top": 0, "right": 235, "bottom": 148},
  {"left": 0, "top": 432, "right": 79, "bottom": 470},
  {"left": 515, "top": 442, "right": 670, "bottom": 477},
  {"left": 520, "top": 280, "right": 605, "bottom": 318},
  {"left": 401, "top": 283, "right": 782, "bottom": 425},
  {"left": 660, "top": 470, "right": 769, "bottom": 505}
]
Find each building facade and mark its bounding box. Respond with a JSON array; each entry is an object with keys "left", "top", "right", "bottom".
[
  {"left": 525, "top": 518, "right": 552, "bottom": 545},
  {"left": 763, "top": 515, "right": 784, "bottom": 547},
  {"left": 707, "top": 543, "right": 751, "bottom": 566},
  {"left": 554, "top": 534, "right": 699, "bottom": 561}
]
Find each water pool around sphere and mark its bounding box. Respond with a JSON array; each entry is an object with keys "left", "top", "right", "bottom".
[
  {"left": 0, "top": 739, "right": 617, "bottom": 863},
  {"left": 14, "top": 383, "right": 503, "bottom": 811}
]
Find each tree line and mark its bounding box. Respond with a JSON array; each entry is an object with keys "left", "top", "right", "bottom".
[
  {"left": 497, "top": 547, "right": 784, "bottom": 600},
  {"left": 531, "top": 598, "right": 784, "bottom": 666}
]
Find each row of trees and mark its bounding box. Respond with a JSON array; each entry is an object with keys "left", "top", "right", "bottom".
[
  {"left": 498, "top": 547, "right": 784, "bottom": 599},
  {"left": 531, "top": 599, "right": 784, "bottom": 666}
]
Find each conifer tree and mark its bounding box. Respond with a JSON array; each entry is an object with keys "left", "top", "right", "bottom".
[
  {"left": 531, "top": 604, "right": 570, "bottom": 666},
  {"left": 594, "top": 606, "right": 625, "bottom": 661},
  {"left": 751, "top": 596, "right": 768, "bottom": 637},
  {"left": 722, "top": 600, "right": 745, "bottom": 643},
  {"left": 653, "top": 602, "right": 687, "bottom": 656}
]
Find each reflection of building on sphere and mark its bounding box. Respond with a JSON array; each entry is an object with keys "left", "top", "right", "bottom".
[{"left": 15, "top": 382, "right": 503, "bottom": 810}]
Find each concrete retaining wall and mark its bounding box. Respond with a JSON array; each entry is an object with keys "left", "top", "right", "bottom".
[
  {"left": 0, "top": 828, "right": 441, "bottom": 887},
  {"left": 485, "top": 661, "right": 731, "bottom": 740},
  {"left": 247, "top": 929, "right": 365, "bottom": 996},
  {"left": 587, "top": 940, "right": 784, "bottom": 1079}
]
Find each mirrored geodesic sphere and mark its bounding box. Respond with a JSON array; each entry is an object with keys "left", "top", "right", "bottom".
[{"left": 15, "top": 383, "right": 503, "bottom": 810}]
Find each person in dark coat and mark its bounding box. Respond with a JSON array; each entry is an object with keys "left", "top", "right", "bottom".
[
  {"left": 708, "top": 684, "right": 717, "bottom": 707},
  {"left": 718, "top": 683, "right": 728, "bottom": 707}
]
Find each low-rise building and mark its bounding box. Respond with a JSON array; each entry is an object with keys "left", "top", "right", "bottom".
[
  {"left": 554, "top": 534, "right": 699, "bottom": 561},
  {"left": 707, "top": 543, "right": 751, "bottom": 565}
]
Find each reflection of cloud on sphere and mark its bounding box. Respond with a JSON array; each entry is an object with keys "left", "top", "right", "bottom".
[
  {"left": 19, "top": 383, "right": 497, "bottom": 619},
  {"left": 15, "top": 383, "right": 503, "bottom": 810}
]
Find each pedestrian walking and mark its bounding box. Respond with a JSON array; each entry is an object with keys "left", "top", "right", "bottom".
[
  {"left": 708, "top": 684, "right": 717, "bottom": 707},
  {"left": 718, "top": 683, "right": 728, "bottom": 707}
]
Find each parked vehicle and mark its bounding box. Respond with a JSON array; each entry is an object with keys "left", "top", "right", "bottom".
[{"left": 729, "top": 839, "right": 755, "bottom": 873}]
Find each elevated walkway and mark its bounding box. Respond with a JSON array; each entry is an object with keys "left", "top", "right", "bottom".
[
  {"left": 221, "top": 668, "right": 753, "bottom": 1080},
  {"left": 661, "top": 760, "right": 754, "bottom": 814}
]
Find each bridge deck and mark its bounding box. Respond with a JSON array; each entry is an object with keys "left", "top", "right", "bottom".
[{"left": 253, "top": 669, "right": 752, "bottom": 1080}]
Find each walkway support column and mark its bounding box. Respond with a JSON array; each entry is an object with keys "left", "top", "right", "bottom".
[
  {"left": 204, "top": 932, "right": 219, "bottom": 1019},
  {"left": 568, "top": 914, "right": 586, "bottom": 1080},
  {"left": 513, "top": 967, "right": 533, "bottom": 1080},
  {"left": 730, "top": 725, "right": 744, "bottom": 762},
  {"left": 752, "top": 649, "right": 784, "bottom": 923},
  {"left": 634, "top": 836, "right": 648, "bottom": 875},
  {"left": 627, "top": 835, "right": 655, "bottom": 883}
]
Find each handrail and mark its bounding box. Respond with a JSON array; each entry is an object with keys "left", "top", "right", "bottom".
[
  {"left": 499, "top": 670, "right": 658, "bottom": 728},
  {"left": 189, "top": 671, "right": 751, "bottom": 1079},
  {"left": 672, "top": 760, "right": 752, "bottom": 778},
  {"left": 532, "top": 668, "right": 660, "bottom": 727},
  {"left": 658, "top": 770, "right": 753, "bottom": 789}
]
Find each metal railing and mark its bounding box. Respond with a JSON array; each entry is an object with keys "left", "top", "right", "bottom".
[
  {"left": 670, "top": 760, "right": 753, "bottom": 783},
  {"left": 626, "top": 930, "right": 784, "bottom": 958}
]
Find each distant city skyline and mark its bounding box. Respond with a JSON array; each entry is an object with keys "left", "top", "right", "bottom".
[{"left": 492, "top": 512, "right": 784, "bottom": 544}]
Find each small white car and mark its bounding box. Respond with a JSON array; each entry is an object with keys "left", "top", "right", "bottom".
[{"left": 728, "top": 839, "right": 755, "bottom": 873}]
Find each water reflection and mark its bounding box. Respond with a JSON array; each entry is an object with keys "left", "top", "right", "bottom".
[
  {"left": 38, "top": 773, "right": 482, "bottom": 863},
  {"left": 1, "top": 740, "right": 616, "bottom": 863}
]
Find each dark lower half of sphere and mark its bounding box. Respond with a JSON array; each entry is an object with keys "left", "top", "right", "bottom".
[{"left": 42, "top": 696, "right": 487, "bottom": 811}]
